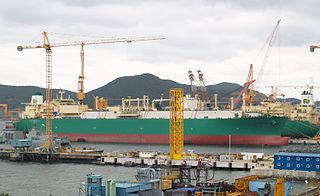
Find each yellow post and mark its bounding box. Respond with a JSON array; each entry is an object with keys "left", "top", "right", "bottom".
[
  {"left": 170, "top": 88, "right": 184, "bottom": 160},
  {"left": 274, "top": 178, "right": 285, "bottom": 196}
]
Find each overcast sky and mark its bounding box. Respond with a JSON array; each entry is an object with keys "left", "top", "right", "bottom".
[{"left": 0, "top": 0, "right": 320, "bottom": 99}]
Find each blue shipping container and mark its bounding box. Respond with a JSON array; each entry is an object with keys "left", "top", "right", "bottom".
[{"left": 274, "top": 152, "right": 320, "bottom": 172}]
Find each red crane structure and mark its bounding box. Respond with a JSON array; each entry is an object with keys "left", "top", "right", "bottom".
[
  {"left": 188, "top": 70, "right": 196, "bottom": 96},
  {"left": 196, "top": 70, "right": 210, "bottom": 103}
]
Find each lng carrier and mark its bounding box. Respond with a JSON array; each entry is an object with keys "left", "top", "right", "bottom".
[{"left": 13, "top": 90, "right": 288, "bottom": 146}]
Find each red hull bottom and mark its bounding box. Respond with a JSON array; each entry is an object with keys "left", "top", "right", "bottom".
[{"left": 57, "top": 133, "right": 289, "bottom": 146}]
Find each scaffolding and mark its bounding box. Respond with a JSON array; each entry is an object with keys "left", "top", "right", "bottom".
[{"left": 170, "top": 88, "right": 184, "bottom": 160}]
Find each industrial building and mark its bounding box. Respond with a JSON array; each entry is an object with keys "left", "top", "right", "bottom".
[{"left": 274, "top": 152, "right": 320, "bottom": 172}]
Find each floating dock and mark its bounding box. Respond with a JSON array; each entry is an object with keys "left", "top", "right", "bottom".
[{"left": 0, "top": 149, "right": 101, "bottom": 163}]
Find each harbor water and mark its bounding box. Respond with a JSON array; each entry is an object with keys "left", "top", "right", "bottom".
[
  {"left": 0, "top": 120, "right": 307, "bottom": 196},
  {"left": 0, "top": 141, "right": 283, "bottom": 196}
]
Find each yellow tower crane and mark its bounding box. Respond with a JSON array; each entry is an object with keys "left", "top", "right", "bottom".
[
  {"left": 169, "top": 88, "right": 184, "bottom": 160},
  {"left": 17, "top": 31, "right": 165, "bottom": 153}
]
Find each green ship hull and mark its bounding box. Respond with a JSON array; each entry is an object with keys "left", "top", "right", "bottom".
[
  {"left": 14, "top": 116, "right": 289, "bottom": 146},
  {"left": 282, "top": 120, "right": 319, "bottom": 138}
]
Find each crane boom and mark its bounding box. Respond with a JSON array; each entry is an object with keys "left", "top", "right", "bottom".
[
  {"left": 17, "top": 36, "right": 165, "bottom": 50},
  {"left": 255, "top": 19, "right": 281, "bottom": 89}
]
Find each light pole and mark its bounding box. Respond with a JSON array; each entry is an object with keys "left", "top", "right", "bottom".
[
  {"left": 228, "top": 135, "right": 232, "bottom": 161},
  {"left": 305, "top": 180, "right": 308, "bottom": 196},
  {"left": 291, "top": 169, "right": 296, "bottom": 196}
]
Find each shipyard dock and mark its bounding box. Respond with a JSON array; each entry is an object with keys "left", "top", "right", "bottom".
[{"left": 0, "top": 148, "right": 262, "bottom": 170}]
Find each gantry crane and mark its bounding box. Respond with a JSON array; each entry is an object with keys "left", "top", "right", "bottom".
[
  {"left": 17, "top": 31, "right": 165, "bottom": 153},
  {"left": 169, "top": 88, "right": 184, "bottom": 160}
]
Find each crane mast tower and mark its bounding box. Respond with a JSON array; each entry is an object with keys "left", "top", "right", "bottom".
[{"left": 77, "top": 43, "right": 85, "bottom": 104}]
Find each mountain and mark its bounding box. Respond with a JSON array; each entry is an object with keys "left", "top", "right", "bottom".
[
  {"left": 282, "top": 98, "right": 300, "bottom": 105},
  {"left": 0, "top": 84, "right": 76, "bottom": 110},
  {"left": 0, "top": 73, "right": 267, "bottom": 110},
  {"left": 86, "top": 73, "right": 189, "bottom": 106},
  {"left": 85, "top": 73, "right": 267, "bottom": 107}
]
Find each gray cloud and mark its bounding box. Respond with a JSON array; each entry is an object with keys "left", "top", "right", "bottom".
[{"left": 0, "top": 0, "right": 319, "bottom": 99}]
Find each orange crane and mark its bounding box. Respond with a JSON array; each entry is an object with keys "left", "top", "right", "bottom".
[
  {"left": 245, "top": 64, "right": 255, "bottom": 107},
  {"left": 233, "top": 20, "right": 280, "bottom": 110},
  {"left": 233, "top": 64, "right": 255, "bottom": 110},
  {"left": 17, "top": 31, "right": 165, "bottom": 153}
]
